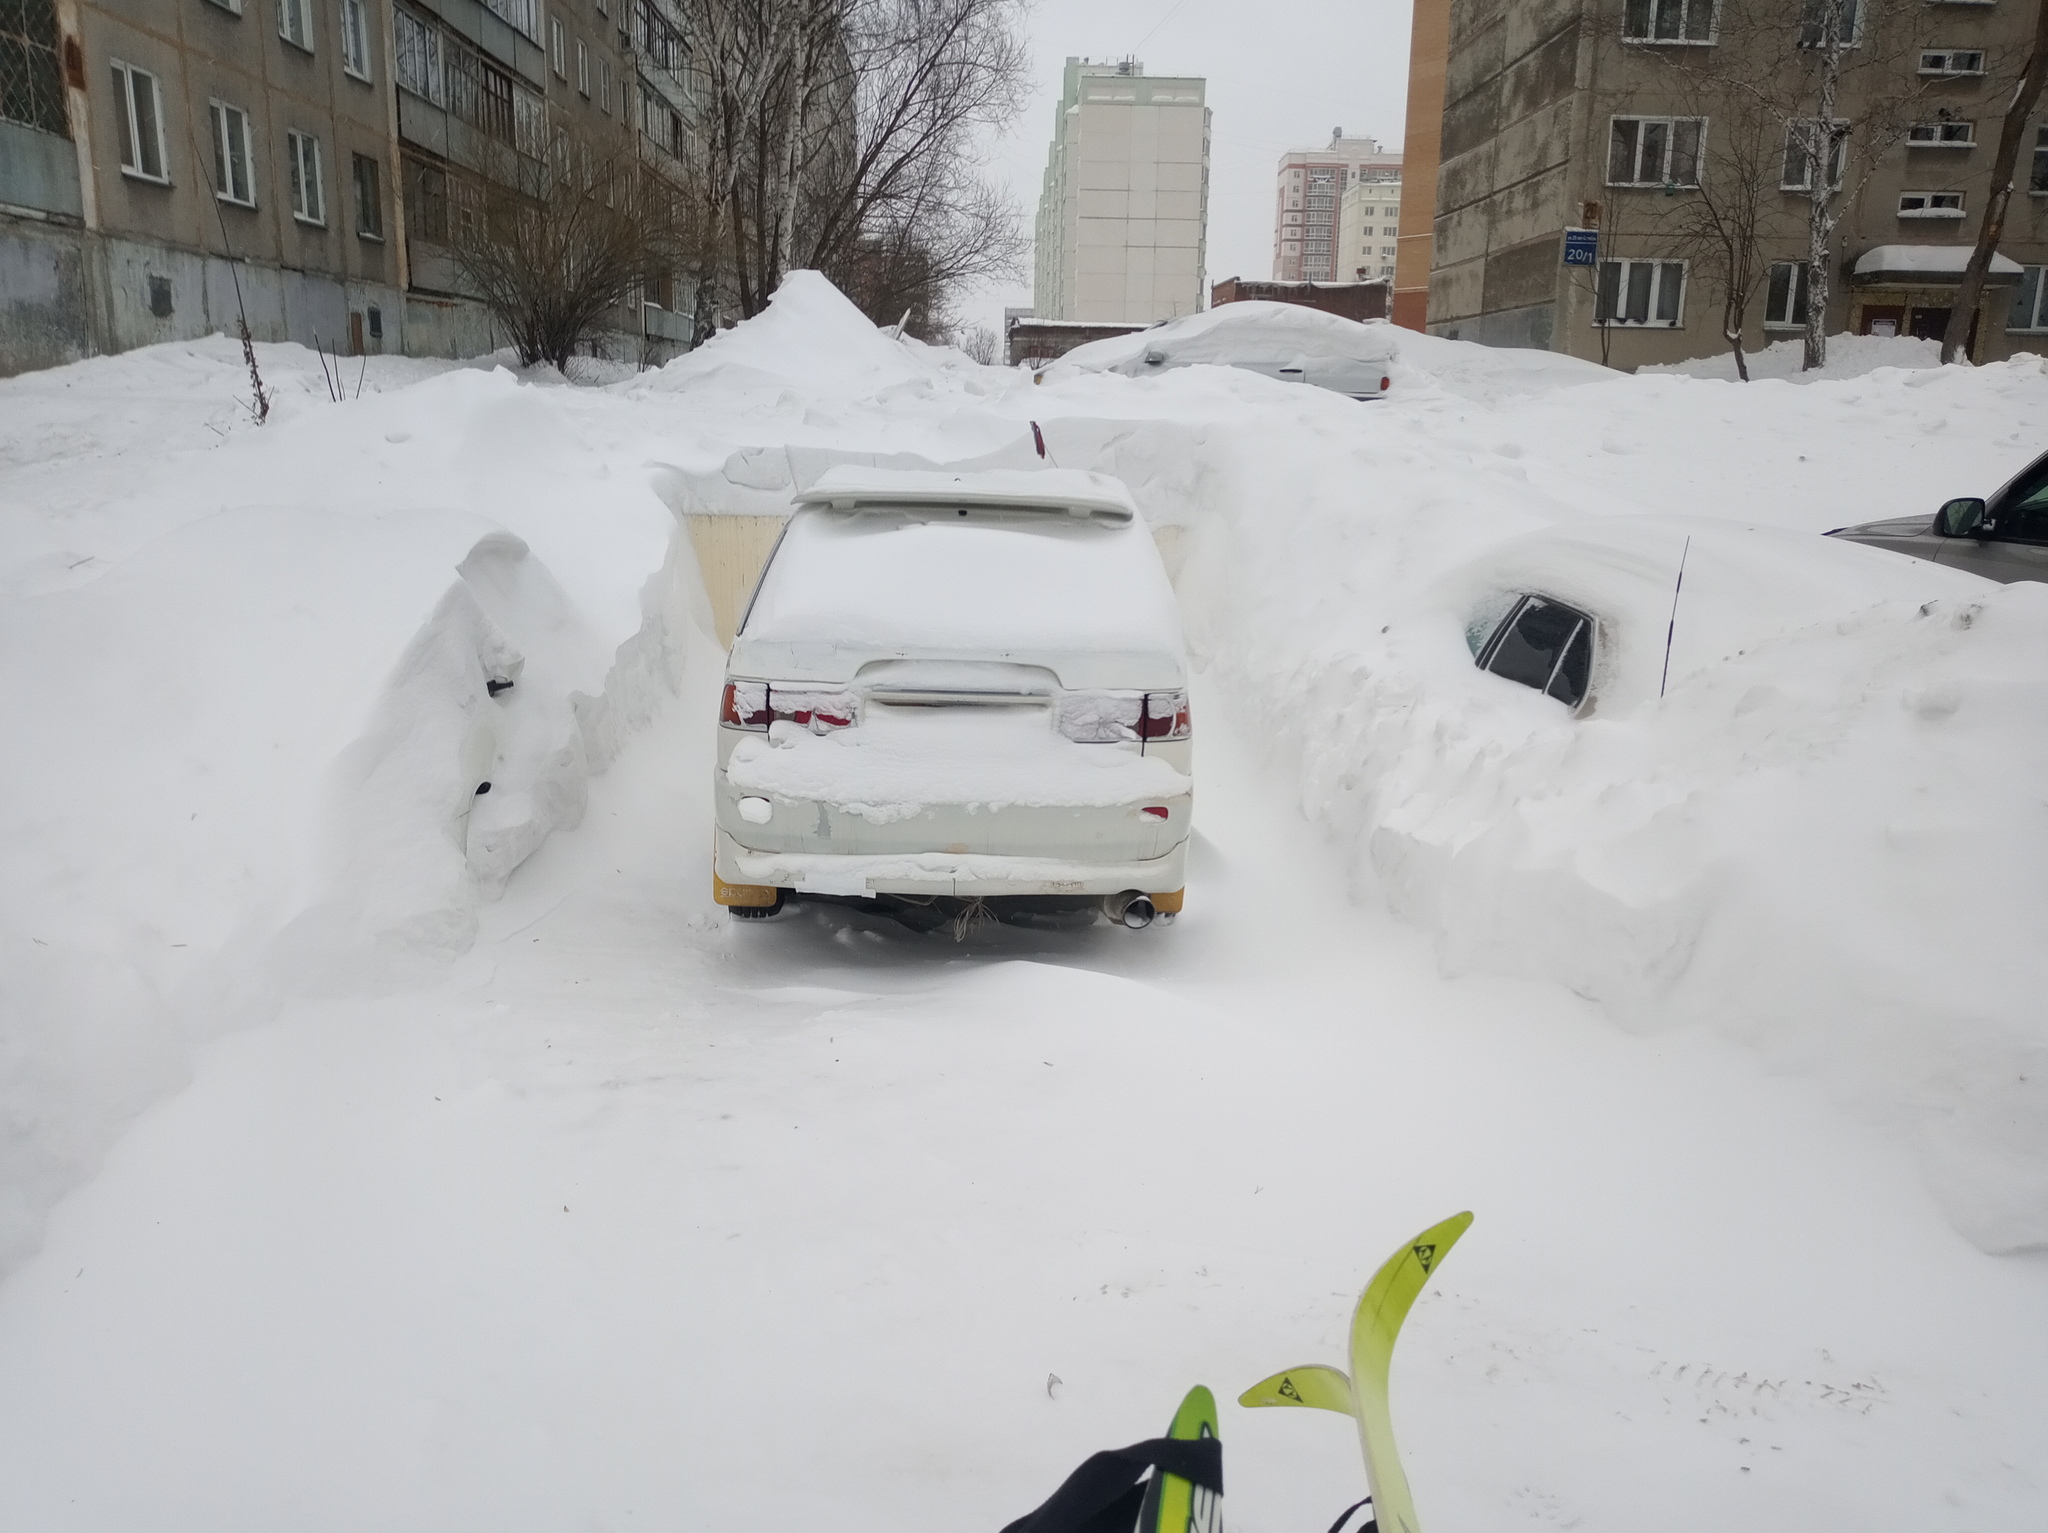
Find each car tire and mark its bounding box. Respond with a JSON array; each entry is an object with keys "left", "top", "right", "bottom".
[{"left": 729, "top": 891, "right": 786, "bottom": 919}]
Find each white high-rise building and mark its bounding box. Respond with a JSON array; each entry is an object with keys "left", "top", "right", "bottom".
[
  {"left": 1033, "top": 58, "right": 1211, "bottom": 323},
  {"left": 1339, "top": 176, "right": 1404, "bottom": 282},
  {"left": 1273, "top": 131, "right": 1402, "bottom": 282}
]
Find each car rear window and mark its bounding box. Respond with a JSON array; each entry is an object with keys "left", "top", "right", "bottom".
[{"left": 1477, "top": 595, "right": 1594, "bottom": 710}]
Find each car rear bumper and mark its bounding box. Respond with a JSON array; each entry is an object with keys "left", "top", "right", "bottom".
[{"left": 714, "top": 827, "right": 1187, "bottom": 899}]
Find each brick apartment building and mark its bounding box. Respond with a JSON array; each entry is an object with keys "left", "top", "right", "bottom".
[
  {"left": 0, "top": 0, "right": 696, "bottom": 376},
  {"left": 1425, "top": 0, "right": 2048, "bottom": 367}
]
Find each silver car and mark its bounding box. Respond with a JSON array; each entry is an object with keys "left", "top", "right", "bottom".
[{"left": 1826, "top": 447, "right": 2048, "bottom": 582}]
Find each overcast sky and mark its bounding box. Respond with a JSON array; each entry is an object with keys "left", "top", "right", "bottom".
[{"left": 966, "top": 0, "right": 1415, "bottom": 336}]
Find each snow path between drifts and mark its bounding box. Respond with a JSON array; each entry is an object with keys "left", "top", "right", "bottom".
[{"left": 0, "top": 671, "right": 2040, "bottom": 1533}]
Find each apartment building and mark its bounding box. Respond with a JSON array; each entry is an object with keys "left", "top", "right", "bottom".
[
  {"left": 1428, "top": 0, "right": 2048, "bottom": 368},
  {"left": 0, "top": 0, "right": 692, "bottom": 376},
  {"left": 1339, "top": 174, "right": 1403, "bottom": 280},
  {"left": 1272, "top": 132, "right": 1402, "bottom": 282},
  {"left": 1393, "top": 0, "right": 1449, "bottom": 328},
  {"left": 1033, "top": 57, "right": 1211, "bottom": 323}
]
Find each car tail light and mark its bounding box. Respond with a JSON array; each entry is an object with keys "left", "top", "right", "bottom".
[
  {"left": 1057, "top": 691, "right": 1144, "bottom": 743},
  {"left": 1137, "top": 690, "right": 1191, "bottom": 741},
  {"left": 1380, "top": 376, "right": 1391, "bottom": 392},
  {"left": 720, "top": 681, "right": 856, "bottom": 734},
  {"left": 1141, "top": 805, "right": 1170, "bottom": 820}
]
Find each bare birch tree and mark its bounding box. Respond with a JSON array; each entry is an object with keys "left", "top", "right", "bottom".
[{"left": 1649, "top": 92, "right": 1800, "bottom": 379}]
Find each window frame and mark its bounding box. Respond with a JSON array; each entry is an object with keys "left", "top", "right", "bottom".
[
  {"left": 1906, "top": 120, "right": 1975, "bottom": 148},
  {"left": 287, "top": 129, "right": 327, "bottom": 226},
  {"left": 1475, "top": 595, "right": 1598, "bottom": 713},
  {"left": 1607, "top": 115, "right": 1706, "bottom": 188},
  {"left": 576, "top": 38, "right": 589, "bottom": 96},
  {"left": 1898, "top": 189, "right": 1965, "bottom": 218},
  {"left": 1763, "top": 260, "right": 1810, "bottom": 330},
  {"left": 550, "top": 16, "right": 566, "bottom": 77},
  {"left": 1595, "top": 257, "right": 1689, "bottom": 328},
  {"left": 597, "top": 56, "right": 611, "bottom": 113},
  {"left": 110, "top": 60, "right": 170, "bottom": 184},
  {"left": 2031, "top": 125, "right": 2048, "bottom": 194},
  {"left": 1781, "top": 120, "right": 1847, "bottom": 191},
  {"left": 209, "top": 99, "right": 256, "bottom": 206},
  {"left": 340, "top": 0, "right": 373, "bottom": 80},
  {"left": 1796, "top": 0, "right": 1862, "bottom": 49},
  {"left": 395, "top": 9, "right": 444, "bottom": 104},
  {"left": 1622, "top": 0, "right": 1717, "bottom": 44},
  {"left": 1919, "top": 48, "right": 1986, "bottom": 77},
  {"left": 278, "top": 0, "right": 314, "bottom": 54},
  {"left": 352, "top": 151, "right": 383, "bottom": 239},
  {"left": 2008, "top": 266, "right": 2048, "bottom": 332}
]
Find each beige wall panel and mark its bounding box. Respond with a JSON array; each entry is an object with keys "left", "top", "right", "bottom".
[{"left": 686, "top": 515, "right": 786, "bottom": 649}]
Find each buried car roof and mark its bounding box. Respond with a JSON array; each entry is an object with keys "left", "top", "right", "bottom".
[{"left": 1442, "top": 515, "right": 1991, "bottom": 713}]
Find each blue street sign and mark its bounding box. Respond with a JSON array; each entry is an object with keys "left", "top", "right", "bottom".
[{"left": 1562, "top": 228, "right": 1599, "bottom": 267}]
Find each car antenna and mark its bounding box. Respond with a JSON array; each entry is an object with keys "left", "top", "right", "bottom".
[
  {"left": 1659, "top": 535, "right": 1692, "bottom": 699},
  {"left": 1030, "top": 420, "right": 1059, "bottom": 466}
]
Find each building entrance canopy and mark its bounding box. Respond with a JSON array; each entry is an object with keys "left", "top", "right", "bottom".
[{"left": 1851, "top": 246, "right": 2025, "bottom": 287}]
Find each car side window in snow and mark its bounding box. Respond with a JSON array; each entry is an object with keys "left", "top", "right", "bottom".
[
  {"left": 1996, "top": 462, "right": 2048, "bottom": 543},
  {"left": 1477, "top": 596, "right": 1594, "bottom": 711}
]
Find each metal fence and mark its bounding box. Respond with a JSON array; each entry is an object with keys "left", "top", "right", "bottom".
[{"left": 1, "top": 0, "right": 68, "bottom": 137}]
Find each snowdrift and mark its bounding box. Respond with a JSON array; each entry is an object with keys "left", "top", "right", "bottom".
[
  {"left": 4, "top": 274, "right": 2046, "bottom": 1265},
  {"left": 0, "top": 344, "right": 694, "bottom": 1270}
]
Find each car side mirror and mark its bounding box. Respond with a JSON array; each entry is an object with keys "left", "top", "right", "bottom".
[
  {"left": 1936, "top": 497, "right": 1986, "bottom": 537},
  {"left": 1143, "top": 349, "right": 1166, "bottom": 366}
]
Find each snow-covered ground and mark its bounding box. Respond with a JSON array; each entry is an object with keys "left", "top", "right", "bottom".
[{"left": 1, "top": 280, "right": 2043, "bottom": 1531}]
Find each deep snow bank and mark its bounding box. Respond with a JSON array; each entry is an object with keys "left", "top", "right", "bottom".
[{"left": 0, "top": 342, "right": 697, "bottom": 1270}]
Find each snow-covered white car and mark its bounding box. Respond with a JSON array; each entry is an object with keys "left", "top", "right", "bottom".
[
  {"left": 711, "top": 468, "right": 1191, "bottom": 929},
  {"left": 1056, "top": 301, "right": 1395, "bottom": 401}
]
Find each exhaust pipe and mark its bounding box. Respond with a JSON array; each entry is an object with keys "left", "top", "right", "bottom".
[{"left": 1104, "top": 890, "right": 1156, "bottom": 929}]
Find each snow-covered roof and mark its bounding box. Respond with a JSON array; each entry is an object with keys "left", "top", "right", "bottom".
[
  {"left": 794, "top": 467, "right": 1139, "bottom": 524},
  {"left": 1852, "top": 244, "right": 2025, "bottom": 278}
]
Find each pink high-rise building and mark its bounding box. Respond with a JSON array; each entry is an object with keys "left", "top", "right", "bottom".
[{"left": 1273, "top": 131, "right": 1402, "bottom": 282}]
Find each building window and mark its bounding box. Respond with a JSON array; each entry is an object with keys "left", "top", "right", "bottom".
[
  {"left": 2010, "top": 267, "right": 2048, "bottom": 331},
  {"left": 1919, "top": 49, "right": 1985, "bottom": 77},
  {"left": 1796, "top": 0, "right": 1860, "bottom": 48},
  {"left": 205, "top": 0, "right": 245, "bottom": 12},
  {"left": 2, "top": 0, "right": 68, "bottom": 136},
  {"left": 1781, "top": 122, "right": 1846, "bottom": 189},
  {"left": 481, "top": 0, "right": 538, "bottom": 36},
  {"left": 287, "top": 130, "right": 326, "bottom": 225},
  {"left": 110, "top": 61, "right": 168, "bottom": 182},
  {"left": 352, "top": 152, "right": 382, "bottom": 237},
  {"left": 1596, "top": 259, "right": 1686, "bottom": 327},
  {"left": 1764, "top": 261, "right": 1809, "bottom": 329},
  {"left": 598, "top": 57, "right": 611, "bottom": 112},
  {"left": 576, "top": 39, "right": 588, "bottom": 95},
  {"left": 341, "top": 0, "right": 372, "bottom": 78},
  {"left": 1898, "top": 190, "right": 1964, "bottom": 217},
  {"left": 278, "top": 0, "right": 313, "bottom": 52},
  {"left": 2032, "top": 126, "right": 2048, "bottom": 192},
  {"left": 210, "top": 101, "right": 255, "bottom": 204},
  {"left": 395, "top": 9, "right": 443, "bottom": 103},
  {"left": 1907, "top": 120, "right": 1974, "bottom": 148},
  {"left": 1608, "top": 117, "right": 1704, "bottom": 187},
  {"left": 550, "top": 17, "right": 565, "bottom": 77},
  {"left": 1623, "top": 0, "right": 1715, "bottom": 43}
]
